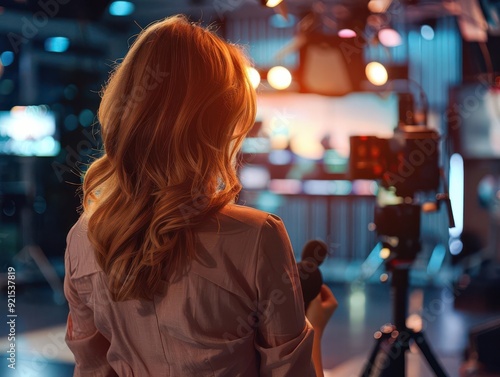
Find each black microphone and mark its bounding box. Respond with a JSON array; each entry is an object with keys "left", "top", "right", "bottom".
[{"left": 297, "top": 240, "right": 328, "bottom": 310}]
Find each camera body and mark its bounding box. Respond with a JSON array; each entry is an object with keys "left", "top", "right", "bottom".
[
  {"left": 350, "top": 125, "right": 441, "bottom": 262},
  {"left": 349, "top": 125, "right": 440, "bottom": 198}
]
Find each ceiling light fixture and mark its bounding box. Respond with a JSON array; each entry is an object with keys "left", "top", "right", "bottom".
[{"left": 261, "top": 0, "right": 283, "bottom": 8}]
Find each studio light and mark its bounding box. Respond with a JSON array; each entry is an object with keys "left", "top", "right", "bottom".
[
  {"left": 261, "top": 0, "right": 283, "bottom": 7},
  {"left": 378, "top": 28, "right": 402, "bottom": 47},
  {"left": 246, "top": 67, "right": 261, "bottom": 89},
  {"left": 267, "top": 66, "right": 292, "bottom": 90},
  {"left": 421, "top": 25, "right": 435, "bottom": 40},
  {"left": 365, "top": 62, "right": 388, "bottom": 86},
  {"left": 44, "top": 37, "right": 70, "bottom": 53},
  {"left": 109, "top": 1, "right": 135, "bottom": 16},
  {"left": 449, "top": 153, "right": 464, "bottom": 241},
  {"left": 449, "top": 239, "right": 463, "bottom": 255},
  {"left": 0, "top": 51, "right": 14, "bottom": 67},
  {"left": 368, "top": 0, "right": 391, "bottom": 13},
  {"left": 338, "top": 29, "right": 357, "bottom": 38},
  {"left": 379, "top": 247, "right": 391, "bottom": 259}
]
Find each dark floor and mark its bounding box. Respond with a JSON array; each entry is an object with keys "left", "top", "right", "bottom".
[{"left": 0, "top": 274, "right": 499, "bottom": 377}]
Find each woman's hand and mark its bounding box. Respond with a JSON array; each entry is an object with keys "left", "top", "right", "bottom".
[
  {"left": 306, "top": 285, "right": 337, "bottom": 377},
  {"left": 306, "top": 284, "right": 338, "bottom": 334}
]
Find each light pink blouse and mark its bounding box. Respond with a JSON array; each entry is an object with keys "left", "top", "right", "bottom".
[{"left": 64, "top": 204, "right": 316, "bottom": 376}]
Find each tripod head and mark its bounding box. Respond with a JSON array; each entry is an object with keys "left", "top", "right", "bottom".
[
  {"left": 373, "top": 184, "right": 455, "bottom": 270},
  {"left": 374, "top": 199, "right": 421, "bottom": 267}
]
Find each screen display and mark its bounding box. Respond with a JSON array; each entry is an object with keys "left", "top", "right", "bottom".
[
  {"left": 449, "top": 83, "right": 500, "bottom": 158},
  {"left": 240, "top": 91, "right": 398, "bottom": 194},
  {"left": 0, "top": 105, "right": 60, "bottom": 157}
]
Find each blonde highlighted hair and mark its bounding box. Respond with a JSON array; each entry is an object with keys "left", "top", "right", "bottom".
[{"left": 83, "top": 15, "right": 256, "bottom": 301}]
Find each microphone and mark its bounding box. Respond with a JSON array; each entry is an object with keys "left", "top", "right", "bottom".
[
  {"left": 302, "top": 239, "right": 328, "bottom": 266},
  {"left": 297, "top": 240, "right": 328, "bottom": 310}
]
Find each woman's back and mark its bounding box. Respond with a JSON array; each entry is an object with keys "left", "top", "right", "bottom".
[
  {"left": 64, "top": 15, "right": 337, "bottom": 377},
  {"left": 65, "top": 204, "right": 315, "bottom": 376}
]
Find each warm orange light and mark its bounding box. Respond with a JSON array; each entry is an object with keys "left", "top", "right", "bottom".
[
  {"left": 368, "top": 0, "right": 389, "bottom": 13},
  {"left": 289, "top": 135, "right": 324, "bottom": 160},
  {"left": 265, "top": 0, "right": 283, "bottom": 7},
  {"left": 246, "top": 67, "right": 261, "bottom": 89},
  {"left": 267, "top": 66, "right": 292, "bottom": 90},
  {"left": 366, "top": 62, "right": 388, "bottom": 86},
  {"left": 380, "top": 247, "right": 391, "bottom": 259},
  {"left": 10, "top": 106, "right": 26, "bottom": 114}
]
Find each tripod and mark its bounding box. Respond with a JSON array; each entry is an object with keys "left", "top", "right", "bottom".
[{"left": 361, "top": 265, "right": 448, "bottom": 377}]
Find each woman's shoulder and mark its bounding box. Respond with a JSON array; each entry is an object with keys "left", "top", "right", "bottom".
[
  {"left": 218, "top": 204, "right": 281, "bottom": 230},
  {"left": 65, "top": 214, "right": 101, "bottom": 279},
  {"left": 66, "top": 214, "right": 90, "bottom": 245}
]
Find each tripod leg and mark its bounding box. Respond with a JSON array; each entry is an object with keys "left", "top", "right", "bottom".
[
  {"left": 361, "top": 336, "right": 383, "bottom": 377},
  {"left": 413, "top": 332, "right": 448, "bottom": 377},
  {"left": 363, "top": 336, "right": 406, "bottom": 377},
  {"left": 384, "top": 340, "right": 405, "bottom": 377}
]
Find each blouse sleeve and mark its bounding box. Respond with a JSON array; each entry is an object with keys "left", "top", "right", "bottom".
[
  {"left": 254, "top": 214, "right": 316, "bottom": 377},
  {"left": 64, "top": 223, "right": 118, "bottom": 377}
]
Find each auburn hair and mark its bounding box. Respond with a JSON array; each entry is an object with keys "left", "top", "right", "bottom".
[{"left": 82, "top": 15, "right": 257, "bottom": 301}]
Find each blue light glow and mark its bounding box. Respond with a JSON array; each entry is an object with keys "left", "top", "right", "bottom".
[
  {"left": 269, "top": 14, "right": 296, "bottom": 28},
  {"left": 256, "top": 191, "right": 284, "bottom": 213},
  {"left": 268, "top": 150, "right": 292, "bottom": 165},
  {"left": 359, "top": 243, "right": 385, "bottom": 279},
  {"left": 240, "top": 166, "right": 270, "bottom": 190},
  {"left": 449, "top": 153, "right": 464, "bottom": 238},
  {"left": 242, "top": 137, "right": 271, "bottom": 153},
  {"left": 421, "top": 25, "right": 435, "bottom": 40},
  {"left": 0, "top": 51, "right": 14, "bottom": 67},
  {"left": 427, "top": 244, "right": 446, "bottom": 275},
  {"left": 109, "top": 1, "right": 135, "bottom": 16},
  {"left": 44, "top": 37, "right": 70, "bottom": 53},
  {"left": 303, "top": 180, "right": 334, "bottom": 195},
  {"left": 332, "top": 180, "right": 353, "bottom": 195},
  {"left": 64, "top": 114, "right": 78, "bottom": 131},
  {"left": 449, "top": 239, "right": 463, "bottom": 255},
  {"left": 79, "top": 109, "right": 94, "bottom": 127},
  {"left": 1, "top": 106, "right": 59, "bottom": 157}
]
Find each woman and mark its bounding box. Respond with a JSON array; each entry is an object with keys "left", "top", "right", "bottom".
[{"left": 64, "top": 15, "right": 337, "bottom": 377}]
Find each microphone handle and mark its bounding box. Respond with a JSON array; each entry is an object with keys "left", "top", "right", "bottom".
[{"left": 297, "top": 261, "right": 323, "bottom": 310}]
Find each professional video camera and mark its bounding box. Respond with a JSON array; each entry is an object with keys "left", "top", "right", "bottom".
[
  {"left": 349, "top": 124, "right": 454, "bottom": 262},
  {"left": 349, "top": 123, "right": 454, "bottom": 376},
  {"left": 349, "top": 125, "right": 440, "bottom": 198}
]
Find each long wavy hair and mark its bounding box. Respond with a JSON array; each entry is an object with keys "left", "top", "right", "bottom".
[{"left": 82, "top": 15, "right": 257, "bottom": 301}]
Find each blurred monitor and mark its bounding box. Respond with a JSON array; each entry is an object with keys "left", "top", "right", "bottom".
[
  {"left": 449, "top": 83, "right": 500, "bottom": 158},
  {"left": 0, "top": 105, "right": 60, "bottom": 157},
  {"left": 240, "top": 92, "right": 398, "bottom": 192}
]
